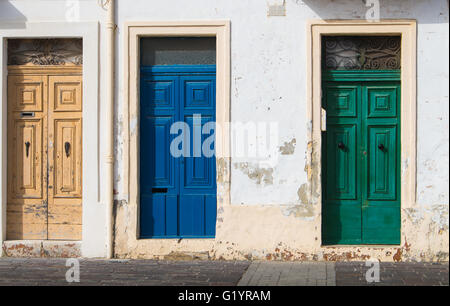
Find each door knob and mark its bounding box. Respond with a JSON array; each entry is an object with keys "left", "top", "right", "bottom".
[
  {"left": 338, "top": 142, "right": 345, "bottom": 150},
  {"left": 25, "top": 141, "right": 31, "bottom": 157},
  {"left": 65, "top": 142, "right": 71, "bottom": 158},
  {"left": 378, "top": 144, "right": 385, "bottom": 151}
]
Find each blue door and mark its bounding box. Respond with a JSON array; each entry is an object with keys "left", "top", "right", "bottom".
[{"left": 140, "top": 65, "right": 217, "bottom": 238}]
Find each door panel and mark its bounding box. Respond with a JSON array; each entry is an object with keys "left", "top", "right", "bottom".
[
  {"left": 140, "top": 67, "right": 217, "bottom": 239},
  {"left": 48, "top": 75, "right": 83, "bottom": 241},
  {"left": 180, "top": 75, "right": 216, "bottom": 195},
  {"left": 53, "top": 119, "right": 82, "bottom": 197},
  {"left": 183, "top": 79, "right": 215, "bottom": 110},
  {"left": 51, "top": 76, "right": 82, "bottom": 112},
  {"left": 140, "top": 75, "right": 179, "bottom": 238},
  {"left": 322, "top": 204, "right": 362, "bottom": 245},
  {"left": 140, "top": 76, "right": 178, "bottom": 191},
  {"left": 322, "top": 82, "right": 362, "bottom": 245},
  {"left": 140, "top": 195, "right": 166, "bottom": 238},
  {"left": 366, "top": 86, "right": 398, "bottom": 118},
  {"left": 179, "top": 195, "right": 205, "bottom": 237},
  {"left": 143, "top": 116, "right": 176, "bottom": 189},
  {"left": 362, "top": 206, "right": 401, "bottom": 244},
  {"left": 361, "top": 82, "right": 401, "bottom": 245},
  {"left": 48, "top": 76, "right": 83, "bottom": 240},
  {"left": 144, "top": 79, "right": 176, "bottom": 111},
  {"left": 7, "top": 75, "right": 48, "bottom": 240},
  {"left": 323, "top": 79, "right": 400, "bottom": 245},
  {"left": 367, "top": 126, "right": 397, "bottom": 200},
  {"left": 204, "top": 195, "right": 217, "bottom": 237},
  {"left": 183, "top": 115, "right": 215, "bottom": 191},
  {"left": 11, "top": 119, "right": 44, "bottom": 199},
  {"left": 179, "top": 75, "right": 216, "bottom": 238},
  {"left": 9, "top": 75, "right": 44, "bottom": 112},
  {"left": 325, "top": 85, "right": 358, "bottom": 117},
  {"left": 325, "top": 124, "right": 357, "bottom": 200},
  {"left": 179, "top": 194, "right": 216, "bottom": 238}
]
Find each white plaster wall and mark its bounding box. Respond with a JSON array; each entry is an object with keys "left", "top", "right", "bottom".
[
  {"left": 1, "top": 0, "right": 448, "bottom": 260},
  {"left": 113, "top": 0, "right": 449, "bottom": 209},
  {"left": 115, "top": 0, "right": 448, "bottom": 261},
  {"left": 115, "top": 0, "right": 449, "bottom": 261}
]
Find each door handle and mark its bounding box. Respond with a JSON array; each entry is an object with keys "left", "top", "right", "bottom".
[
  {"left": 338, "top": 142, "right": 345, "bottom": 150},
  {"left": 378, "top": 144, "right": 385, "bottom": 151},
  {"left": 25, "top": 141, "right": 31, "bottom": 158},
  {"left": 65, "top": 142, "right": 71, "bottom": 158}
]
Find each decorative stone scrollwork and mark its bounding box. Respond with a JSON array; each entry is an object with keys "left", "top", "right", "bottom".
[
  {"left": 322, "top": 36, "right": 401, "bottom": 70},
  {"left": 8, "top": 39, "right": 83, "bottom": 66}
]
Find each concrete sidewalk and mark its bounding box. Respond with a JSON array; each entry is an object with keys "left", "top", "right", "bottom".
[
  {"left": 237, "top": 262, "right": 336, "bottom": 286},
  {"left": 0, "top": 258, "right": 448, "bottom": 286}
]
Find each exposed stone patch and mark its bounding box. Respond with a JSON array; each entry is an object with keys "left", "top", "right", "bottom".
[
  {"left": 323, "top": 251, "right": 371, "bottom": 262},
  {"left": 113, "top": 199, "right": 129, "bottom": 257},
  {"left": 164, "top": 251, "right": 210, "bottom": 261},
  {"left": 281, "top": 184, "right": 315, "bottom": 220},
  {"left": 429, "top": 204, "right": 449, "bottom": 231},
  {"left": 402, "top": 157, "right": 409, "bottom": 178},
  {"left": 282, "top": 203, "right": 315, "bottom": 220},
  {"left": 279, "top": 138, "right": 296, "bottom": 155},
  {"left": 3, "top": 241, "right": 81, "bottom": 258},
  {"left": 3, "top": 242, "right": 41, "bottom": 258},
  {"left": 217, "top": 158, "right": 229, "bottom": 184},
  {"left": 267, "top": 0, "right": 286, "bottom": 17},
  {"left": 234, "top": 162, "right": 274, "bottom": 185},
  {"left": 297, "top": 184, "right": 309, "bottom": 204},
  {"left": 404, "top": 208, "right": 424, "bottom": 225},
  {"left": 41, "top": 241, "right": 81, "bottom": 258},
  {"left": 434, "top": 252, "right": 449, "bottom": 262}
]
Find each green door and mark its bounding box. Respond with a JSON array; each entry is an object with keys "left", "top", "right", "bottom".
[{"left": 322, "top": 71, "right": 401, "bottom": 245}]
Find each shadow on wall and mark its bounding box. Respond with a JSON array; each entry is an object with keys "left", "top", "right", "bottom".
[
  {"left": 301, "top": 0, "right": 448, "bottom": 24},
  {"left": 0, "top": 0, "right": 27, "bottom": 29}
]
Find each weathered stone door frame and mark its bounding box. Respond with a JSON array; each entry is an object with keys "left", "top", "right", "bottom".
[
  {"left": 120, "top": 21, "right": 230, "bottom": 256},
  {"left": 306, "top": 20, "right": 417, "bottom": 247},
  {"left": 0, "top": 22, "right": 104, "bottom": 257}
]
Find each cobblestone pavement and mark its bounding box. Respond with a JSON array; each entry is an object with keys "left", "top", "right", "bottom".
[
  {"left": 0, "top": 258, "right": 448, "bottom": 286},
  {"left": 0, "top": 258, "right": 249, "bottom": 286},
  {"left": 336, "top": 262, "right": 449, "bottom": 286}
]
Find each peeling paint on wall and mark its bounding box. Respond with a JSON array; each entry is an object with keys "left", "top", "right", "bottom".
[
  {"left": 217, "top": 158, "right": 229, "bottom": 184},
  {"left": 279, "top": 138, "right": 296, "bottom": 155},
  {"left": 8, "top": 0, "right": 442, "bottom": 261},
  {"left": 130, "top": 117, "right": 138, "bottom": 136},
  {"left": 2, "top": 241, "right": 81, "bottom": 258},
  {"left": 281, "top": 184, "right": 315, "bottom": 220},
  {"left": 267, "top": 2, "right": 286, "bottom": 17},
  {"left": 234, "top": 162, "right": 274, "bottom": 185}
]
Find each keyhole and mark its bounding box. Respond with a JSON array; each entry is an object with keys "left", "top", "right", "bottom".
[
  {"left": 25, "top": 141, "right": 31, "bottom": 158},
  {"left": 65, "top": 142, "right": 71, "bottom": 158}
]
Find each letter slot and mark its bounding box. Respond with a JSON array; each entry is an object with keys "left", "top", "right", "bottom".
[
  {"left": 20, "top": 112, "right": 35, "bottom": 118},
  {"left": 152, "top": 188, "right": 168, "bottom": 194}
]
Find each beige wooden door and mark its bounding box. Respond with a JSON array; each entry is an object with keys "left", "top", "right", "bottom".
[
  {"left": 48, "top": 75, "right": 82, "bottom": 240},
  {"left": 7, "top": 72, "right": 82, "bottom": 241},
  {"left": 7, "top": 75, "right": 48, "bottom": 239}
]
